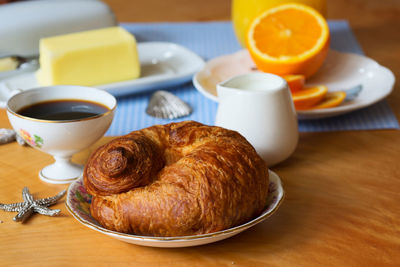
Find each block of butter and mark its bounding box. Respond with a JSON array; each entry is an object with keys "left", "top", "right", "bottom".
[
  {"left": 0, "top": 57, "right": 18, "bottom": 72},
  {"left": 36, "top": 27, "right": 140, "bottom": 86}
]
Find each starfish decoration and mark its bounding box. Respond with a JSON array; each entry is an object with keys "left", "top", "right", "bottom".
[{"left": 0, "top": 187, "right": 66, "bottom": 222}]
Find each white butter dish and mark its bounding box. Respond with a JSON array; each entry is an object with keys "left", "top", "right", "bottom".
[{"left": 0, "top": 42, "right": 205, "bottom": 106}]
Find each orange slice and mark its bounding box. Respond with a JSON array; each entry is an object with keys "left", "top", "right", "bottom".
[
  {"left": 292, "top": 85, "right": 328, "bottom": 110},
  {"left": 311, "top": 91, "right": 346, "bottom": 109},
  {"left": 283, "top": 74, "right": 305, "bottom": 93},
  {"left": 246, "top": 3, "right": 330, "bottom": 78}
]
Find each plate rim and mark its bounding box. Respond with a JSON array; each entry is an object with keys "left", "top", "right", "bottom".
[
  {"left": 99, "top": 41, "right": 205, "bottom": 92},
  {"left": 65, "top": 170, "right": 284, "bottom": 243}
]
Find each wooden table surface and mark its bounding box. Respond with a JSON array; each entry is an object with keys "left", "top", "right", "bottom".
[{"left": 1, "top": 0, "right": 399, "bottom": 266}]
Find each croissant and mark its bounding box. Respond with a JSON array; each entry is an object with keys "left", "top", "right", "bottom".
[{"left": 84, "top": 121, "right": 269, "bottom": 237}]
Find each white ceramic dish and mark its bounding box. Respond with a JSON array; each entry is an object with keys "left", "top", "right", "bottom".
[
  {"left": 193, "top": 50, "right": 395, "bottom": 120},
  {"left": 66, "top": 170, "right": 284, "bottom": 248},
  {"left": 0, "top": 42, "right": 205, "bottom": 107}
]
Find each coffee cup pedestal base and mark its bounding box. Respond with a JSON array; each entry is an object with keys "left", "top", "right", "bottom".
[{"left": 39, "top": 158, "right": 83, "bottom": 184}]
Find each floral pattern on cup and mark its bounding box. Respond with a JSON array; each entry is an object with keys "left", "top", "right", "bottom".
[{"left": 19, "top": 129, "right": 44, "bottom": 148}]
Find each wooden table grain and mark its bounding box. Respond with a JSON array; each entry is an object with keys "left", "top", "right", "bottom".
[{"left": 1, "top": 0, "right": 399, "bottom": 266}]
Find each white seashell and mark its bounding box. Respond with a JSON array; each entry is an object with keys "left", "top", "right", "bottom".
[
  {"left": 0, "top": 128, "right": 16, "bottom": 144},
  {"left": 146, "top": 90, "right": 192, "bottom": 119}
]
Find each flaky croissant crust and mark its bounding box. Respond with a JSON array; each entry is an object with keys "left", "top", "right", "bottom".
[{"left": 84, "top": 121, "right": 269, "bottom": 237}]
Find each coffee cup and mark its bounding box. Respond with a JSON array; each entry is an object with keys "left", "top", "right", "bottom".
[{"left": 7, "top": 85, "right": 116, "bottom": 184}]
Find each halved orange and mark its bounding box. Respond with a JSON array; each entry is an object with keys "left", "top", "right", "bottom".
[
  {"left": 311, "top": 91, "right": 346, "bottom": 109},
  {"left": 283, "top": 74, "right": 305, "bottom": 93},
  {"left": 292, "top": 85, "right": 328, "bottom": 110},
  {"left": 246, "top": 3, "right": 330, "bottom": 78}
]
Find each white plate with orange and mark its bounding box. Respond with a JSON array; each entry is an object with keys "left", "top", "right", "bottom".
[
  {"left": 194, "top": 3, "right": 395, "bottom": 120},
  {"left": 193, "top": 49, "right": 395, "bottom": 120}
]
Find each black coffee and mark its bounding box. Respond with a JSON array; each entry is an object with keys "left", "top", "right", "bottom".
[{"left": 17, "top": 99, "right": 109, "bottom": 121}]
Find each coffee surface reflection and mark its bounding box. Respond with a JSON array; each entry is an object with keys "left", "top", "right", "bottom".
[{"left": 17, "top": 99, "right": 109, "bottom": 120}]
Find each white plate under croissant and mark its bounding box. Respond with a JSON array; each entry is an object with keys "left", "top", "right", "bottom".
[{"left": 66, "top": 170, "right": 284, "bottom": 248}]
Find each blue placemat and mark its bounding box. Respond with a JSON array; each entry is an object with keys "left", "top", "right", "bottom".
[{"left": 106, "top": 20, "right": 399, "bottom": 136}]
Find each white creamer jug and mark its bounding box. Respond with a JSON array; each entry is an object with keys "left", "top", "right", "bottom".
[{"left": 215, "top": 73, "right": 298, "bottom": 166}]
